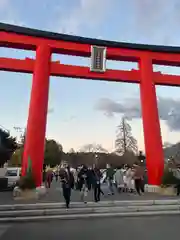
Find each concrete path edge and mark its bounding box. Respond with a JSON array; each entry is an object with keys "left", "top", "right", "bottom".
[
  {"left": 0, "top": 210, "right": 180, "bottom": 223},
  {"left": 0, "top": 199, "right": 180, "bottom": 211}
]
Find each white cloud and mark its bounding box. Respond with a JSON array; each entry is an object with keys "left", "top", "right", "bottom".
[
  {"left": 56, "top": 0, "right": 112, "bottom": 34},
  {"left": 95, "top": 97, "right": 180, "bottom": 131}
]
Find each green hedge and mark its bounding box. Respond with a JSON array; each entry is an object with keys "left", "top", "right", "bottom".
[
  {"left": 17, "top": 157, "right": 36, "bottom": 190},
  {"left": 17, "top": 172, "right": 36, "bottom": 190}
]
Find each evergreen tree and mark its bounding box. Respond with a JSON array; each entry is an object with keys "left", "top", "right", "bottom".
[{"left": 0, "top": 127, "right": 17, "bottom": 167}]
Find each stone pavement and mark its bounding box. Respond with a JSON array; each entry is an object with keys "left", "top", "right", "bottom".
[
  {"left": 0, "top": 216, "right": 180, "bottom": 240},
  {"left": 0, "top": 180, "right": 179, "bottom": 205}
]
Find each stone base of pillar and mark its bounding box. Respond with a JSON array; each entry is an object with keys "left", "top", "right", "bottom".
[
  {"left": 13, "top": 185, "right": 47, "bottom": 200},
  {"left": 145, "top": 184, "right": 161, "bottom": 193}
]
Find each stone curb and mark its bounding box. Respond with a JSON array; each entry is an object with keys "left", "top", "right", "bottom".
[
  {"left": 0, "top": 205, "right": 180, "bottom": 218},
  {"left": 0, "top": 210, "right": 180, "bottom": 223},
  {"left": 0, "top": 199, "right": 180, "bottom": 211}
]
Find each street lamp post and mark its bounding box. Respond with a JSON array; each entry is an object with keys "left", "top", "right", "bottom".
[
  {"left": 95, "top": 154, "right": 98, "bottom": 166},
  {"left": 138, "top": 151, "right": 146, "bottom": 166}
]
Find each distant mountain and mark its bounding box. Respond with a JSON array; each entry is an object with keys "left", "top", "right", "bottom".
[{"left": 163, "top": 142, "right": 180, "bottom": 162}]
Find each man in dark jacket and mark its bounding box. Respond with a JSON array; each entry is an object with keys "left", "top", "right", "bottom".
[
  {"left": 133, "top": 163, "right": 145, "bottom": 195},
  {"left": 87, "top": 168, "right": 93, "bottom": 191},
  {"left": 60, "top": 165, "right": 74, "bottom": 208},
  {"left": 92, "top": 166, "right": 103, "bottom": 202},
  {"left": 106, "top": 164, "right": 115, "bottom": 195}
]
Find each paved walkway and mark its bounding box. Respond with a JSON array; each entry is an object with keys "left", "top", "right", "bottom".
[{"left": 0, "top": 180, "right": 179, "bottom": 205}]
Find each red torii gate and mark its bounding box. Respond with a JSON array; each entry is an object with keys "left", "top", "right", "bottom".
[{"left": 1, "top": 23, "right": 180, "bottom": 189}]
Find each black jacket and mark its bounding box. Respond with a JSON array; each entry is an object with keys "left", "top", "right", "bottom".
[
  {"left": 92, "top": 168, "right": 102, "bottom": 185},
  {"left": 60, "top": 169, "right": 74, "bottom": 189},
  {"left": 78, "top": 167, "right": 88, "bottom": 184}
]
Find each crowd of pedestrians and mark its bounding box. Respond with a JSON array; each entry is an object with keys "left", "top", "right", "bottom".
[
  {"left": 42, "top": 162, "right": 146, "bottom": 208},
  {"left": 44, "top": 162, "right": 145, "bottom": 208}
]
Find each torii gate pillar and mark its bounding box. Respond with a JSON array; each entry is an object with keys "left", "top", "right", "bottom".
[
  {"left": 22, "top": 44, "right": 51, "bottom": 187},
  {"left": 139, "top": 56, "right": 164, "bottom": 190}
]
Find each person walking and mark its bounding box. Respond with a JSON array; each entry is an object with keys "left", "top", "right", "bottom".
[
  {"left": 171, "top": 165, "right": 180, "bottom": 196},
  {"left": 125, "top": 166, "right": 135, "bottom": 193},
  {"left": 42, "top": 164, "right": 47, "bottom": 186},
  {"left": 46, "top": 168, "right": 53, "bottom": 188},
  {"left": 78, "top": 165, "right": 89, "bottom": 203},
  {"left": 114, "top": 166, "right": 124, "bottom": 193},
  {"left": 55, "top": 169, "right": 59, "bottom": 182},
  {"left": 87, "top": 167, "right": 93, "bottom": 191},
  {"left": 92, "top": 166, "right": 103, "bottom": 202},
  {"left": 106, "top": 164, "right": 115, "bottom": 195},
  {"left": 133, "top": 163, "right": 145, "bottom": 195},
  {"left": 60, "top": 165, "right": 74, "bottom": 208},
  {"left": 74, "top": 168, "right": 79, "bottom": 190}
]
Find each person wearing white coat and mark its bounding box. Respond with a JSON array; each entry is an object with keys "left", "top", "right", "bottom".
[
  {"left": 124, "top": 167, "right": 135, "bottom": 192},
  {"left": 114, "top": 166, "right": 124, "bottom": 193}
]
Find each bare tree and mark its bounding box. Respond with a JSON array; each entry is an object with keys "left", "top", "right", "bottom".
[{"left": 115, "top": 117, "right": 138, "bottom": 155}]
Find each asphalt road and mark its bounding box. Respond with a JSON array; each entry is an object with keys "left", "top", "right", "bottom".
[{"left": 0, "top": 216, "right": 180, "bottom": 240}]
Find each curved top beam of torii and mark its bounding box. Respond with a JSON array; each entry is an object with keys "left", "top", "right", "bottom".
[
  {"left": 1, "top": 22, "right": 180, "bottom": 54},
  {"left": 1, "top": 22, "right": 180, "bottom": 87}
]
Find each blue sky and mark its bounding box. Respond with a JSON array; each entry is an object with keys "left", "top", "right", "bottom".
[{"left": 1, "top": 0, "right": 180, "bottom": 152}]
